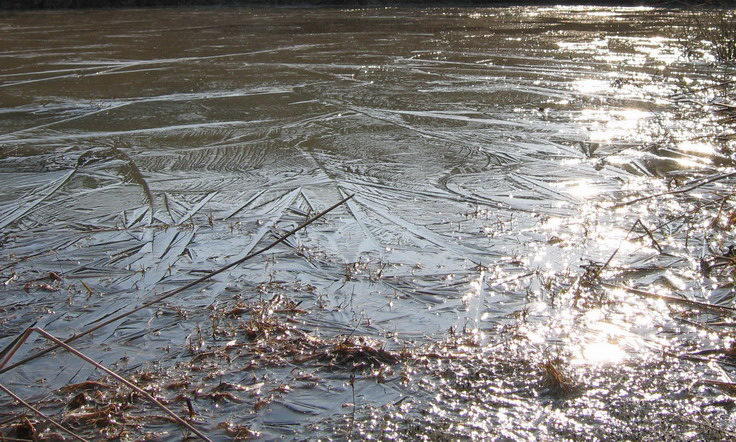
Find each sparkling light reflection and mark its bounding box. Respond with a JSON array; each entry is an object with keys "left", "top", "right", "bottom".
[
  {"left": 579, "top": 341, "right": 627, "bottom": 364},
  {"left": 573, "top": 79, "right": 610, "bottom": 95},
  {"left": 560, "top": 180, "right": 601, "bottom": 199},
  {"left": 585, "top": 109, "right": 651, "bottom": 143},
  {"left": 678, "top": 141, "right": 717, "bottom": 155}
]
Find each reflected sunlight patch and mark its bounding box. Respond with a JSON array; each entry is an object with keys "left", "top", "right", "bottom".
[
  {"left": 574, "top": 79, "right": 610, "bottom": 94},
  {"left": 559, "top": 179, "right": 601, "bottom": 199},
  {"left": 585, "top": 108, "right": 651, "bottom": 142},
  {"left": 678, "top": 141, "right": 716, "bottom": 155},
  {"left": 578, "top": 341, "right": 627, "bottom": 364}
]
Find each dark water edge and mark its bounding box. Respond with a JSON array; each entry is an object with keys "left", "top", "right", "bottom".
[{"left": 1, "top": 0, "right": 730, "bottom": 11}]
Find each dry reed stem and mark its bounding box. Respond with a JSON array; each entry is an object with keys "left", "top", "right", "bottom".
[{"left": 603, "top": 283, "right": 736, "bottom": 316}]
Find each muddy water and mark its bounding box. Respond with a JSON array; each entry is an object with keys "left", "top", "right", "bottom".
[{"left": 1, "top": 5, "right": 735, "bottom": 440}]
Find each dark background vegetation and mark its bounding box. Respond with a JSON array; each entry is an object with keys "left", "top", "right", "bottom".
[{"left": 2, "top": 0, "right": 733, "bottom": 10}]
